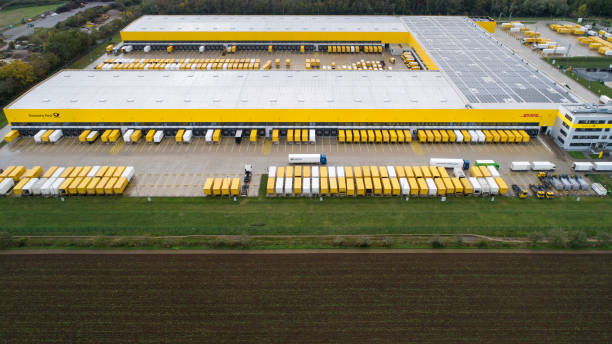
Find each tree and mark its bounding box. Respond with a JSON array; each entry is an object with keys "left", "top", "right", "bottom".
[
  {"left": 0, "top": 60, "right": 36, "bottom": 90},
  {"left": 528, "top": 231, "right": 545, "bottom": 246},
  {"left": 577, "top": 3, "right": 587, "bottom": 17},
  {"left": 547, "top": 229, "right": 567, "bottom": 248}
]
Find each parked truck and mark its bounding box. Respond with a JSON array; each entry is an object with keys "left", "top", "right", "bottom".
[
  {"left": 511, "top": 161, "right": 531, "bottom": 171},
  {"left": 572, "top": 162, "right": 593, "bottom": 171},
  {"left": 531, "top": 161, "right": 556, "bottom": 171},
  {"left": 593, "top": 162, "right": 612, "bottom": 171},
  {"left": 429, "top": 158, "right": 469, "bottom": 170},
  {"left": 288, "top": 154, "right": 327, "bottom": 165}
]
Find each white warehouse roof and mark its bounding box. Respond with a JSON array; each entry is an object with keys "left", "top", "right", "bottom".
[
  {"left": 7, "top": 70, "right": 467, "bottom": 111},
  {"left": 122, "top": 15, "right": 407, "bottom": 33}
]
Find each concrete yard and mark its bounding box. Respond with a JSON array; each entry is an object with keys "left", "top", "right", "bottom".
[{"left": 0, "top": 134, "right": 592, "bottom": 197}]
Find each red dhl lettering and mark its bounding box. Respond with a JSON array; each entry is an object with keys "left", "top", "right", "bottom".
[{"left": 521, "top": 113, "right": 540, "bottom": 118}]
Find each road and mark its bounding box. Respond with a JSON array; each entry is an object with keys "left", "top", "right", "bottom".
[{"left": 2, "top": 2, "right": 107, "bottom": 41}]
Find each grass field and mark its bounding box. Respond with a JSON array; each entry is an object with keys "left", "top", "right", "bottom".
[
  {"left": 69, "top": 32, "right": 121, "bottom": 69},
  {"left": 1, "top": 253, "right": 610, "bottom": 343},
  {"left": 1, "top": 193, "right": 611, "bottom": 237},
  {"left": 543, "top": 57, "right": 612, "bottom": 98},
  {"left": 0, "top": 3, "right": 64, "bottom": 31},
  {"left": 567, "top": 151, "right": 587, "bottom": 159},
  {"left": 0, "top": 109, "right": 7, "bottom": 128}
]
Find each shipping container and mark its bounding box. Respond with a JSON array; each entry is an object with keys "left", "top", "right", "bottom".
[
  {"left": 459, "top": 177, "right": 472, "bottom": 195},
  {"left": 355, "top": 178, "right": 365, "bottom": 196},
  {"left": 519, "top": 130, "right": 530, "bottom": 143},
  {"left": 78, "top": 166, "right": 92, "bottom": 178},
  {"left": 382, "top": 130, "right": 389, "bottom": 143},
  {"left": 101, "top": 129, "right": 112, "bottom": 143},
  {"left": 381, "top": 178, "right": 391, "bottom": 196},
  {"left": 77, "top": 177, "right": 91, "bottom": 195},
  {"left": 212, "top": 177, "right": 223, "bottom": 196},
  {"left": 468, "top": 130, "right": 478, "bottom": 143},
  {"left": 461, "top": 130, "right": 471, "bottom": 143},
  {"left": 426, "top": 178, "right": 437, "bottom": 196},
  {"left": 531, "top": 161, "right": 556, "bottom": 171},
  {"left": 364, "top": 177, "right": 373, "bottom": 194},
  {"left": 379, "top": 166, "right": 388, "bottom": 178},
  {"left": 359, "top": 130, "right": 367, "bottom": 143},
  {"left": 429, "top": 166, "right": 440, "bottom": 178},
  {"left": 417, "top": 130, "right": 427, "bottom": 143},
  {"left": 204, "top": 129, "right": 213, "bottom": 143},
  {"left": 275, "top": 177, "right": 284, "bottom": 195},
  {"left": 284, "top": 177, "right": 293, "bottom": 195},
  {"left": 41, "top": 130, "right": 53, "bottom": 143},
  {"left": 368, "top": 130, "right": 375, "bottom": 143},
  {"left": 309, "top": 129, "right": 315, "bottom": 144},
  {"left": 4, "top": 129, "right": 20, "bottom": 143},
  {"left": 432, "top": 130, "right": 442, "bottom": 143},
  {"left": 320, "top": 177, "right": 328, "bottom": 195},
  {"left": 0, "top": 178, "right": 15, "bottom": 195},
  {"left": 311, "top": 166, "right": 319, "bottom": 178},
  {"left": 511, "top": 130, "right": 523, "bottom": 143},
  {"left": 482, "top": 130, "right": 493, "bottom": 143},
  {"left": 434, "top": 178, "right": 445, "bottom": 196},
  {"left": 286, "top": 166, "right": 294, "bottom": 178},
  {"left": 337, "top": 177, "right": 346, "bottom": 194}
]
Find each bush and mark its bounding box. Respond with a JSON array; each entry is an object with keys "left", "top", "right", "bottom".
[
  {"left": 0, "top": 232, "right": 13, "bottom": 249},
  {"left": 476, "top": 240, "right": 489, "bottom": 248},
  {"left": 382, "top": 236, "right": 393, "bottom": 247},
  {"left": 239, "top": 234, "right": 252, "bottom": 248},
  {"left": 333, "top": 237, "right": 345, "bottom": 247},
  {"left": 568, "top": 231, "right": 588, "bottom": 249},
  {"left": 548, "top": 229, "right": 568, "bottom": 248},
  {"left": 92, "top": 235, "right": 110, "bottom": 247},
  {"left": 431, "top": 235, "right": 444, "bottom": 249},
  {"left": 595, "top": 232, "right": 611, "bottom": 248},
  {"left": 455, "top": 234, "right": 464, "bottom": 247},
  {"left": 356, "top": 238, "right": 370, "bottom": 248},
  {"left": 528, "top": 231, "right": 545, "bottom": 246}
]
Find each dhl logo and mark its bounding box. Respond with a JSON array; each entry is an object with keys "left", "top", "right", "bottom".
[{"left": 521, "top": 113, "right": 540, "bottom": 118}]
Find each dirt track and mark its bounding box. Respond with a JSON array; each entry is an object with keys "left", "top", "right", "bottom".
[{"left": 2, "top": 249, "right": 611, "bottom": 254}]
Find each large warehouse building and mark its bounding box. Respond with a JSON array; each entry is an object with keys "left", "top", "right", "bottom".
[{"left": 6, "top": 15, "right": 609, "bottom": 150}]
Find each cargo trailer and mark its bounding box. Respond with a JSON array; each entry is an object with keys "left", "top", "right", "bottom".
[
  {"left": 23, "top": 178, "right": 39, "bottom": 196},
  {"left": 572, "top": 162, "right": 593, "bottom": 171},
  {"left": 212, "top": 129, "right": 221, "bottom": 144},
  {"left": 504, "top": 130, "right": 515, "bottom": 143},
  {"left": 453, "top": 167, "right": 465, "bottom": 178},
  {"left": 286, "top": 166, "right": 294, "bottom": 178},
  {"left": 33, "top": 129, "right": 46, "bottom": 143},
  {"left": 568, "top": 177, "right": 579, "bottom": 191},
  {"left": 230, "top": 178, "right": 240, "bottom": 196},
  {"left": 49, "top": 130, "right": 63, "bottom": 143},
  {"left": 399, "top": 178, "right": 410, "bottom": 196},
  {"left": 470, "top": 166, "right": 483, "bottom": 178},
  {"left": 479, "top": 165, "right": 492, "bottom": 177},
  {"left": 13, "top": 178, "right": 30, "bottom": 196},
  {"left": 86, "top": 178, "right": 100, "bottom": 195},
  {"left": 212, "top": 177, "right": 223, "bottom": 196},
  {"left": 412, "top": 166, "right": 422, "bottom": 178},
  {"left": 311, "top": 166, "right": 319, "bottom": 178},
  {"left": 416, "top": 178, "right": 428, "bottom": 197},
  {"left": 375, "top": 130, "right": 383, "bottom": 143},
  {"left": 268, "top": 166, "right": 277, "bottom": 178},
  {"left": 345, "top": 178, "right": 354, "bottom": 196},
  {"left": 432, "top": 130, "right": 441, "bottom": 143},
  {"left": 454, "top": 130, "right": 463, "bottom": 143},
  {"left": 4, "top": 129, "right": 20, "bottom": 142},
  {"left": 355, "top": 178, "right": 365, "bottom": 196},
  {"left": 429, "top": 166, "right": 440, "bottom": 178},
  {"left": 442, "top": 177, "right": 454, "bottom": 195},
  {"left": 440, "top": 130, "right": 449, "bottom": 142},
  {"left": 511, "top": 161, "right": 531, "bottom": 171},
  {"left": 9, "top": 166, "right": 26, "bottom": 181},
  {"left": 152, "top": 130, "right": 164, "bottom": 143},
  {"left": 408, "top": 178, "right": 419, "bottom": 196},
  {"left": 32, "top": 178, "right": 48, "bottom": 195},
  {"left": 221, "top": 178, "right": 231, "bottom": 196},
  {"left": 122, "top": 129, "right": 134, "bottom": 143},
  {"left": 380, "top": 178, "right": 391, "bottom": 196},
  {"left": 451, "top": 177, "right": 463, "bottom": 195},
  {"left": 468, "top": 130, "right": 479, "bottom": 143},
  {"left": 182, "top": 130, "right": 193, "bottom": 143},
  {"left": 592, "top": 183, "right": 607, "bottom": 196},
  {"left": 468, "top": 177, "right": 481, "bottom": 196},
  {"left": 336, "top": 166, "right": 344, "bottom": 178},
  {"left": 491, "top": 130, "right": 500, "bottom": 142},
  {"left": 78, "top": 130, "right": 92, "bottom": 143},
  {"left": 478, "top": 177, "right": 490, "bottom": 196},
  {"left": 0, "top": 178, "right": 15, "bottom": 195},
  {"left": 560, "top": 177, "right": 571, "bottom": 191},
  {"left": 250, "top": 129, "right": 257, "bottom": 144},
  {"left": 288, "top": 154, "right": 327, "bottom": 165},
  {"left": 329, "top": 177, "right": 338, "bottom": 194},
  {"left": 430, "top": 158, "right": 468, "bottom": 169},
  {"left": 482, "top": 130, "right": 493, "bottom": 143},
  {"left": 389, "top": 130, "right": 398, "bottom": 143},
  {"left": 379, "top": 166, "right": 389, "bottom": 178},
  {"left": 364, "top": 177, "right": 373, "bottom": 194},
  {"left": 146, "top": 130, "right": 156, "bottom": 143},
  {"left": 121, "top": 166, "right": 135, "bottom": 182},
  {"left": 487, "top": 166, "right": 500, "bottom": 178},
  {"left": 498, "top": 130, "right": 508, "bottom": 143},
  {"left": 494, "top": 177, "right": 508, "bottom": 194},
  {"left": 86, "top": 131, "right": 99, "bottom": 143},
  {"left": 24, "top": 166, "right": 43, "bottom": 178},
  {"left": 51, "top": 178, "right": 64, "bottom": 196},
  {"left": 101, "top": 130, "right": 111, "bottom": 143},
  {"left": 426, "top": 178, "right": 437, "bottom": 196},
  {"left": 577, "top": 177, "right": 589, "bottom": 191},
  {"left": 434, "top": 178, "right": 445, "bottom": 196},
  {"left": 275, "top": 177, "right": 284, "bottom": 195},
  {"left": 309, "top": 129, "right": 316, "bottom": 144},
  {"left": 461, "top": 130, "right": 471, "bottom": 143},
  {"left": 417, "top": 130, "right": 427, "bottom": 143},
  {"left": 372, "top": 177, "right": 382, "bottom": 195},
  {"left": 87, "top": 166, "right": 100, "bottom": 178},
  {"left": 485, "top": 177, "right": 499, "bottom": 195},
  {"left": 531, "top": 161, "right": 556, "bottom": 171},
  {"left": 593, "top": 162, "right": 612, "bottom": 171},
  {"left": 205, "top": 129, "right": 213, "bottom": 143},
  {"left": 511, "top": 130, "right": 523, "bottom": 143},
  {"left": 311, "top": 177, "right": 320, "bottom": 195},
  {"left": 103, "top": 177, "right": 118, "bottom": 195},
  {"left": 130, "top": 130, "right": 142, "bottom": 143},
  {"left": 284, "top": 177, "right": 293, "bottom": 195},
  {"left": 51, "top": 167, "right": 65, "bottom": 179},
  {"left": 425, "top": 130, "right": 434, "bottom": 143},
  {"left": 265, "top": 177, "right": 275, "bottom": 196},
  {"left": 303, "top": 178, "right": 311, "bottom": 196},
  {"left": 109, "top": 130, "right": 121, "bottom": 143}
]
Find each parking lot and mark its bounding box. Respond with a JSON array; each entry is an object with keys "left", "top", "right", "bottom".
[{"left": 1, "top": 133, "right": 590, "bottom": 197}]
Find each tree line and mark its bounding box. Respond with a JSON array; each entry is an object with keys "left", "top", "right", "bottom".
[
  {"left": 141, "top": 0, "right": 612, "bottom": 18},
  {"left": 0, "top": 0, "right": 141, "bottom": 107}
]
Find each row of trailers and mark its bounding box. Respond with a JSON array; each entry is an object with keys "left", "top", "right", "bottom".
[
  {"left": 338, "top": 129, "right": 412, "bottom": 143},
  {"left": 265, "top": 165, "right": 509, "bottom": 197},
  {"left": 0, "top": 165, "right": 135, "bottom": 197},
  {"left": 417, "top": 129, "right": 531, "bottom": 144}
]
